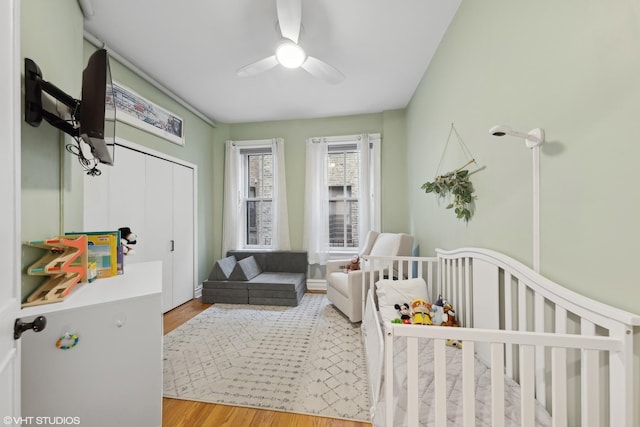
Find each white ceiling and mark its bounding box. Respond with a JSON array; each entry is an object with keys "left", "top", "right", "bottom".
[{"left": 83, "top": 0, "right": 461, "bottom": 124}]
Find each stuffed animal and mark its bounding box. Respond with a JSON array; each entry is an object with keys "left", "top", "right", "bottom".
[
  {"left": 118, "top": 227, "right": 138, "bottom": 256},
  {"left": 442, "top": 304, "right": 459, "bottom": 327},
  {"left": 348, "top": 255, "right": 361, "bottom": 271},
  {"left": 411, "top": 298, "right": 432, "bottom": 325},
  {"left": 394, "top": 303, "right": 412, "bottom": 324},
  {"left": 446, "top": 339, "right": 462, "bottom": 349},
  {"left": 429, "top": 304, "right": 445, "bottom": 325}
]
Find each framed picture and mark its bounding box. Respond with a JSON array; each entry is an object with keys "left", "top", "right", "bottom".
[{"left": 108, "top": 81, "right": 184, "bottom": 146}]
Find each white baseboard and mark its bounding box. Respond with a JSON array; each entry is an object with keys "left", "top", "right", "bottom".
[{"left": 307, "top": 279, "right": 326, "bottom": 292}]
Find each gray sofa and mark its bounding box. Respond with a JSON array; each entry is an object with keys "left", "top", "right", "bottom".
[{"left": 202, "top": 250, "right": 308, "bottom": 306}]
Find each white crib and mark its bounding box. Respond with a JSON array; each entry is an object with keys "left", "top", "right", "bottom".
[{"left": 361, "top": 248, "right": 640, "bottom": 427}]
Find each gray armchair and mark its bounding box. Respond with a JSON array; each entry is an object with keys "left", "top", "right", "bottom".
[{"left": 326, "top": 231, "right": 414, "bottom": 322}]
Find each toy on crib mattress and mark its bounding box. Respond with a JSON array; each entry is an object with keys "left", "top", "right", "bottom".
[
  {"left": 442, "top": 304, "right": 459, "bottom": 327},
  {"left": 411, "top": 298, "right": 432, "bottom": 325},
  {"left": 394, "top": 303, "right": 412, "bottom": 324}
]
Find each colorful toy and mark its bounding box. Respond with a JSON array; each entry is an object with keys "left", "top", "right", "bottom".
[
  {"left": 411, "top": 298, "right": 432, "bottom": 325},
  {"left": 394, "top": 303, "right": 412, "bottom": 324},
  {"left": 446, "top": 339, "right": 462, "bottom": 349},
  {"left": 429, "top": 304, "right": 445, "bottom": 325},
  {"left": 442, "top": 304, "right": 460, "bottom": 327},
  {"left": 23, "top": 235, "right": 89, "bottom": 307}
]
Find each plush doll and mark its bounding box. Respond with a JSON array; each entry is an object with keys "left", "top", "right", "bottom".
[
  {"left": 118, "top": 227, "right": 138, "bottom": 256},
  {"left": 446, "top": 339, "right": 462, "bottom": 349},
  {"left": 348, "top": 255, "right": 361, "bottom": 271},
  {"left": 394, "top": 303, "right": 412, "bottom": 324},
  {"left": 411, "top": 298, "right": 432, "bottom": 325},
  {"left": 429, "top": 304, "right": 445, "bottom": 326},
  {"left": 442, "top": 304, "right": 459, "bottom": 327}
]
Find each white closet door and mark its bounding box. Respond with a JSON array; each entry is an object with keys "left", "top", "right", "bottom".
[
  {"left": 171, "top": 164, "right": 195, "bottom": 308},
  {"left": 83, "top": 161, "right": 111, "bottom": 231},
  {"left": 107, "top": 147, "right": 146, "bottom": 261},
  {"left": 145, "top": 155, "right": 174, "bottom": 312}
]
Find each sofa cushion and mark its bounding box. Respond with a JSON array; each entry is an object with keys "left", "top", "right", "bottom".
[
  {"left": 247, "top": 272, "right": 305, "bottom": 291},
  {"left": 229, "top": 256, "right": 263, "bottom": 281},
  {"left": 209, "top": 255, "right": 237, "bottom": 280}
]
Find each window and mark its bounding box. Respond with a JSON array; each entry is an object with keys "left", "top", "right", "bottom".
[
  {"left": 244, "top": 150, "right": 273, "bottom": 247},
  {"left": 303, "top": 134, "right": 380, "bottom": 264},
  {"left": 222, "top": 139, "right": 290, "bottom": 254},
  {"left": 328, "top": 145, "right": 360, "bottom": 249}
]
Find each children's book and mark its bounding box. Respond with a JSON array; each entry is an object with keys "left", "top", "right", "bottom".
[{"left": 66, "top": 231, "right": 120, "bottom": 278}]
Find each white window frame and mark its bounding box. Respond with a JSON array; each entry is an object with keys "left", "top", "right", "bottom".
[
  {"left": 238, "top": 141, "right": 274, "bottom": 250},
  {"left": 320, "top": 134, "right": 381, "bottom": 256}
]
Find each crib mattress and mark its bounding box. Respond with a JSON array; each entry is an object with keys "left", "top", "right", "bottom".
[{"left": 372, "top": 323, "right": 553, "bottom": 427}]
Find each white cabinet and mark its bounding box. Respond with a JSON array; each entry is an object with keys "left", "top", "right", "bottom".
[
  {"left": 20, "top": 262, "right": 163, "bottom": 427},
  {"left": 84, "top": 142, "right": 196, "bottom": 312}
]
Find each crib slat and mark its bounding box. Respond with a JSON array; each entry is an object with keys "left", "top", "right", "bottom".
[
  {"left": 551, "top": 346, "right": 568, "bottom": 427},
  {"left": 464, "top": 257, "right": 471, "bottom": 327},
  {"left": 552, "top": 306, "right": 568, "bottom": 427},
  {"left": 520, "top": 345, "right": 535, "bottom": 426},
  {"left": 407, "top": 337, "right": 419, "bottom": 427},
  {"left": 462, "top": 341, "right": 476, "bottom": 427},
  {"left": 384, "top": 331, "right": 395, "bottom": 427},
  {"left": 581, "top": 320, "right": 599, "bottom": 427},
  {"left": 491, "top": 343, "right": 505, "bottom": 427},
  {"left": 518, "top": 280, "right": 527, "bottom": 332},
  {"left": 504, "top": 272, "right": 513, "bottom": 377},
  {"left": 534, "top": 293, "right": 546, "bottom": 405},
  {"left": 434, "top": 339, "right": 447, "bottom": 427}
]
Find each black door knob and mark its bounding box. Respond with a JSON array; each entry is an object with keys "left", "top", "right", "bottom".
[{"left": 14, "top": 315, "right": 47, "bottom": 339}]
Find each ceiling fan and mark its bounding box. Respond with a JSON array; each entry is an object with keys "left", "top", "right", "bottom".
[{"left": 236, "top": 0, "right": 345, "bottom": 84}]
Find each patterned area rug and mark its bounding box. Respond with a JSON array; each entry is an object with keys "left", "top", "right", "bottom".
[{"left": 163, "top": 293, "right": 370, "bottom": 422}]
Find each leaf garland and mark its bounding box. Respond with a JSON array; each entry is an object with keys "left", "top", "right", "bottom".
[{"left": 421, "top": 169, "right": 476, "bottom": 222}]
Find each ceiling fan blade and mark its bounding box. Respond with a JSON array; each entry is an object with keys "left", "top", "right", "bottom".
[
  {"left": 237, "top": 56, "right": 279, "bottom": 77},
  {"left": 276, "top": 0, "right": 302, "bottom": 44},
  {"left": 300, "top": 56, "right": 345, "bottom": 84}
]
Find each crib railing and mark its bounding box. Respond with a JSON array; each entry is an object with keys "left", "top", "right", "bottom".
[
  {"left": 362, "top": 249, "right": 639, "bottom": 427},
  {"left": 386, "top": 323, "right": 627, "bottom": 427},
  {"left": 436, "top": 247, "right": 639, "bottom": 427}
]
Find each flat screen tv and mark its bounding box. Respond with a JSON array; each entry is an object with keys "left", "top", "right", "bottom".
[{"left": 24, "top": 48, "right": 116, "bottom": 167}]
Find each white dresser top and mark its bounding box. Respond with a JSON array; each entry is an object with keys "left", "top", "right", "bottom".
[{"left": 20, "top": 260, "right": 163, "bottom": 318}]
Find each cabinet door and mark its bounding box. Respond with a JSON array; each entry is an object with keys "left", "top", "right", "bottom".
[
  {"left": 145, "top": 156, "right": 174, "bottom": 312},
  {"left": 21, "top": 294, "right": 163, "bottom": 427},
  {"left": 171, "top": 164, "right": 194, "bottom": 307}
]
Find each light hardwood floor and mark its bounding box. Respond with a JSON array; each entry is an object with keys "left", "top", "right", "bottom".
[{"left": 163, "top": 298, "right": 372, "bottom": 427}]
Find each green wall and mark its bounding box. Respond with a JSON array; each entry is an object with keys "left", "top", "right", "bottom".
[
  {"left": 406, "top": 0, "right": 640, "bottom": 315},
  {"left": 228, "top": 111, "right": 409, "bottom": 250},
  {"left": 20, "top": 0, "right": 220, "bottom": 299}
]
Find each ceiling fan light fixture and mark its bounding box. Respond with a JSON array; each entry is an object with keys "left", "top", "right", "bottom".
[{"left": 275, "top": 41, "right": 306, "bottom": 68}]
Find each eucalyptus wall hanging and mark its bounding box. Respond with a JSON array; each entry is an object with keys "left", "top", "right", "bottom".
[{"left": 421, "top": 124, "right": 481, "bottom": 222}]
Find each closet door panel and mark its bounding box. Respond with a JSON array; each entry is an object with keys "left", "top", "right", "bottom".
[
  {"left": 171, "top": 164, "right": 194, "bottom": 307},
  {"left": 145, "top": 155, "right": 174, "bottom": 312},
  {"left": 107, "top": 147, "right": 146, "bottom": 261},
  {"left": 83, "top": 162, "right": 111, "bottom": 231}
]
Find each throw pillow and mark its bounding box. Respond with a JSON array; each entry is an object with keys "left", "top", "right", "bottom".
[
  {"left": 229, "top": 256, "right": 263, "bottom": 281},
  {"left": 375, "top": 277, "right": 428, "bottom": 308},
  {"left": 209, "top": 255, "right": 237, "bottom": 281}
]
